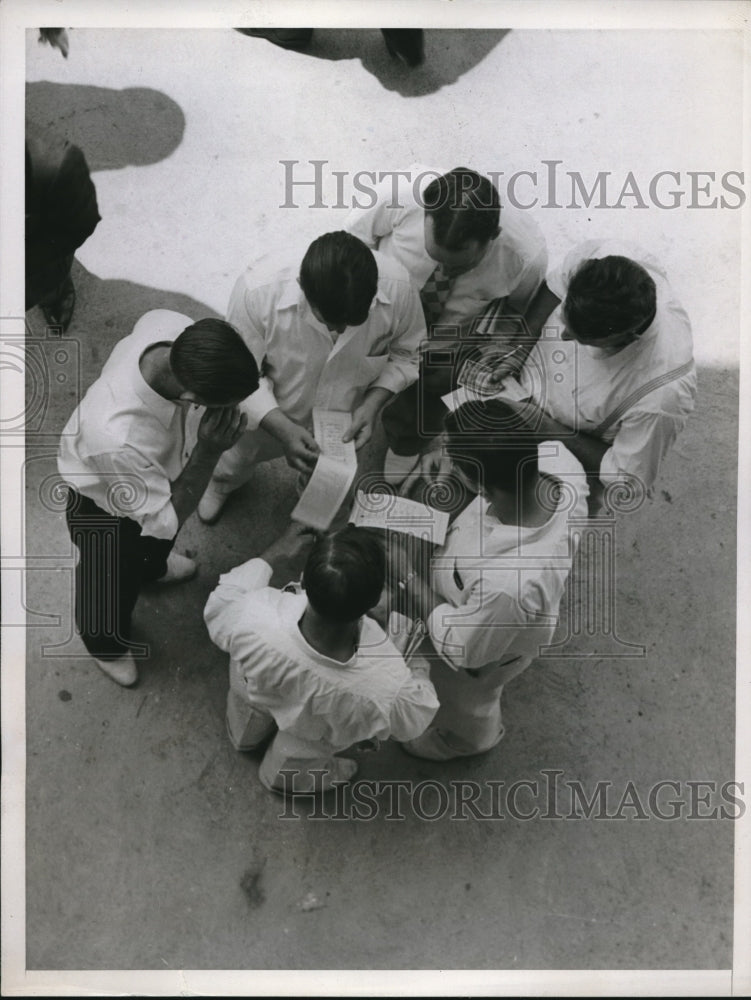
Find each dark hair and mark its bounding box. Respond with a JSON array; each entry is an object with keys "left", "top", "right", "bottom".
[
  {"left": 299, "top": 231, "right": 378, "bottom": 327},
  {"left": 564, "top": 255, "right": 657, "bottom": 341},
  {"left": 303, "top": 525, "right": 385, "bottom": 623},
  {"left": 444, "top": 399, "right": 540, "bottom": 493},
  {"left": 170, "top": 319, "right": 259, "bottom": 404},
  {"left": 422, "top": 167, "right": 500, "bottom": 250}
]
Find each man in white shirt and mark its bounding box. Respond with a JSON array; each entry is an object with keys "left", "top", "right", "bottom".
[
  {"left": 204, "top": 522, "right": 439, "bottom": 795},
  {"left": 344, "top": 165, "right": 548, "bottom": 478},
  {"left": 492, "top": 240, "right": 696, "bottom": 513},
  {"left": 58, "top": 310, "right": 258, "bottom": 687},
  {"left": 392, "top": 398, "right": 587, "bottom": 760},
  {"left": 198, "top": 230, "right": 426, "bottom": 523}
]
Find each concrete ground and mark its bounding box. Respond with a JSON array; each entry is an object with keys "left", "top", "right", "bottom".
[{"left": 15, "top": 24, "right": 741, "bottom": 978}]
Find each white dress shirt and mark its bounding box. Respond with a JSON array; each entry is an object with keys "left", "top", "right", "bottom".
[
  {"left": 427, "top": 443, "right": 588, "bottom": 672},
  {"left": 57, "top": 309, "right": 202, "bottom": 539},
  {"left": 517, "top": 239, "right": 696, "bottom": 490},
  {"left": 204, "top": 558, "right": 439, "bottom": 748},
  {"left": 227, "top": 251, "right": 425, "bottom": 430},
  {"left": 344, "top": 163, "right": 548, "bottom": 322}
]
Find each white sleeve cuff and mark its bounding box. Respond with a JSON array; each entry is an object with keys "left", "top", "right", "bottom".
[{"left": 238, "top": 377, "right": 279, "bottom": 430}]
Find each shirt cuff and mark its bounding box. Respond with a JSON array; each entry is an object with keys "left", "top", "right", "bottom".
[
  {"left": 238, "top": 377, "right": 278, "bottom": 430},
  {"left": 372, "top": 361, "right": 419, "bottom": 396},
  {"left": 219, "top": 557, "right": 274, "bottom": 593},
  {"left": 135, "top": 502, "right": 179, "bottom": 541}
]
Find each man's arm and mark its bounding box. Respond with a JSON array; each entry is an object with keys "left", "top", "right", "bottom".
[
  {"left": 170, "top": 407, "right": 246, "bottom": 525},
  {"left": 483, "top": 280, "right": 562, "bottom": 384}
]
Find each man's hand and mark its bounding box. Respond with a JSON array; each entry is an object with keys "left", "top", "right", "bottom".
[
  {"left": 344, "top": 402, "right": 378, "bottom": 450},
  {"left": 262, "top": 522, "right": 318, "bottom": 565},
  {"left": 477, "top": 343, "right": 526, "bottom": 385},
  {"left": 344, "top": 387, "right": 393, "bottom": 449},
  {"left": 280, "top": 422, "right": 320, "bottom": 472},
  {"left": 197, "top": 406, "right": 247, "bottom": 454}
]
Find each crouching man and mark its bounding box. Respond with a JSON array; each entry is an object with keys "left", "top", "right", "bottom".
[
  {"left": 204, "top": 523, "right": 439, "bottom": 795},
  {"left": 57, "top": 309, "right": 259, "bottom": 687}
]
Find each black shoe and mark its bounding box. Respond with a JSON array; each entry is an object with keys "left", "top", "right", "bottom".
[
  {"left": 236, "top": 28, "right": 313, "bottom": 50},
  {"left": 40, "top": 274, "right": 76, "bottom": 332},
  {"left": 381, "top": 29, "right": 424, "bottom": 68}
]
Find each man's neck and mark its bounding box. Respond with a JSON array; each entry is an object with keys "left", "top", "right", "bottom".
[
  {"left": 139, "top": 343, "right": 182, "bottom": 401},
  {"left": 487, "top": 475, "right": 553, "bottom": 528},
  {"left": 299, "top": 607, "right": 360, "bottom": 664}
]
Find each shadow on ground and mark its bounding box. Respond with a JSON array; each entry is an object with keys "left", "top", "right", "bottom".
[
  {"left": 26, "top": 82, "right": 185, "bottom": 169},
  {"left": 236, "top": 28, "right": 510, "bottom": 97}
]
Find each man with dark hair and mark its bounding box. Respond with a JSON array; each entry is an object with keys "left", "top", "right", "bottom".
[
  {"left": 57, "top": 309, "right": 259, "bottom": 687},
  {"left": 487, "top": 240, "right": 696, "bottom": 513},
  {"left": 344, "top": 165, "right": 548, "bottom": 481},
  {"left": 198, "top": 231, "right": 425, "bottom": 523},
  {"left": 392, "top": 398, "right": 588, "bottom": 761},
  {"left": 204, "top": 523, "right": 438, "bottom": 795}
]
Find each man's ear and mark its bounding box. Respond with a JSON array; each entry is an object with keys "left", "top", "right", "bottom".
[{"left": 179, "top": 389, "right": 199, "bottom": 404}]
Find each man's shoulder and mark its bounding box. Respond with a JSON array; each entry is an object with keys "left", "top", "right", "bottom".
[
  {"left": 233, "top": 258, "right": 301, "bottom": 308},
  {"left": 373, "top": 250, "right": 416, "bottom": 292}
]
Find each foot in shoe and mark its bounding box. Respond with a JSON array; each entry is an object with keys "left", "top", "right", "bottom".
[
  {"left": 94, "top": 653, "right": 138, "bottom": 687},
  {"left": 156, "top": 552, "right": 197, "bottom": 584},
  {"left": 197, "top": 483, "right": 232, "bottom": 524}
]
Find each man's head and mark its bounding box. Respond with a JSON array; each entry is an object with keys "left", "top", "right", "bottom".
[
  {"left": 422, "top": 167, "right": 501, "bottom": 278},
  {"left": 444, "top": 399, "right": 540, "bottom": 495},
  {"left": 170, "top": 318, "right": 259, "bottom": 406},
  {"left": 563, "top": 255, "right": 657, "bottom": 349},
  {"left": 299, "top": 231, "right": 378, "bottom": 334},
  {"left": 303, "top": 525, "right": 385, "bottom": 624}
]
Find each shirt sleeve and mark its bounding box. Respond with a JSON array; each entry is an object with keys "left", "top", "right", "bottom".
[
  {"left": 427, "top": 586, "right": 531, "bottom": 673},
  {"left": 370, "top": 281, "right": 425, "bottom": 396},
  {"left": 343, "top": 174, "right": 403, "bottom": 248},
  {"left": 599, "top": 406, "right": 691, "bottom": 493},
  {"left": 83, "top": 446, "right": 179, "bottom": 539},
  {"left": 388, "top": 671, "right": 440, "bottom": 742},
  {"left": 203, "top": 558, "right": 273, "bottom": 652},
  {"left": 226, "top": 278, "right": 279, "bottom": 429}
]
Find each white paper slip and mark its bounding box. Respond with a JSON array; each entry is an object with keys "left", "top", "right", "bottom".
[
  {"left": 349, "top": 491, "right": 450, "bottom": 546},
  {"left": 291, "top": 455, "right": 357, "bottom": 532},
  {"left": 313, "top": 408, "right": 357, "bottom": 467},
  {"left": 441, "top": 375, "right": 531, "bottom": 412}
]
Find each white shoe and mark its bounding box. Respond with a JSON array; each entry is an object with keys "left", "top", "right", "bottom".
[
  {"left": 197, "top": 482, "right": 233, "bottom": 524},
  {"left": 94, "top": 653, "right": 138, "bottom": 687},
  {"left": 382, "top": 448, "right": 420, "bottom": 486},
  {"left": 156, "top": 552, "right": 197, "bottom": 584}
]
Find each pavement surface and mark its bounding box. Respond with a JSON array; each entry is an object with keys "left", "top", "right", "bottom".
[{"left": 14, "top": 24, "right": 741, "bottom": 975}]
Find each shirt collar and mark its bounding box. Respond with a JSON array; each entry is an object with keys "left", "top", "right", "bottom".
[{"left": 129, "top": 338, "right": 183, "bottom": 429}]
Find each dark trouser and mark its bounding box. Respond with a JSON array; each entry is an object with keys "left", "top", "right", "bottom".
[
  {"left": 382, "top": 339, "right": 483, "bottom": 456},
  {"left": 64, "top": 488, "right": 175, "bottom": 660},
  {"left": 26, "top": 252, "right": 74, "bottom": 311},
  {"left": 382, "top": 296, "right": 517, "bottom": 456}
]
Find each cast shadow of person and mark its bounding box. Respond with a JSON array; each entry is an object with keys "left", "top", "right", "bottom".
[
  {"left": 239, "top": 28, "right": 510, "bottom": 98},
  {"left": 26, "top": 81, "right": 186, "bottom": 170}
]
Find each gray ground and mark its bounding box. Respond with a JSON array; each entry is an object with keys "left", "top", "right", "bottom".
[{"left": 18, "top": 26, "right": 739, "bottom": 973}]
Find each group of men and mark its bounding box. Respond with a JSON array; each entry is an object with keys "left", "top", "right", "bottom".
[{"left": 53, "top": 166, "right": 696, "bottom": 796}]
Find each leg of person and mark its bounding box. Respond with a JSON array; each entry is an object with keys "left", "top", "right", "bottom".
[
  {"left": 401, "top": 657, "right": 527, "bottom": 760},
  {"left": 38, "top": 255, "right": 76, "bottom": 332},
  {"left": 381, "top": 378, "right": 450, "bottom": 484},
  {"left": 225, "top": 659, "right": 277, "bottom": 751},
  {"left": 65, "top": 489, "right": 156, "bottom": 686},
  {"left": 198, "top": 428, "right": 281, "bottom": 524},
  {"left": 381, "top": 29, "right": 425, "bottom": 67},
  {"left": 258, "top": 731, "right": 358, "bottom": 796}
]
